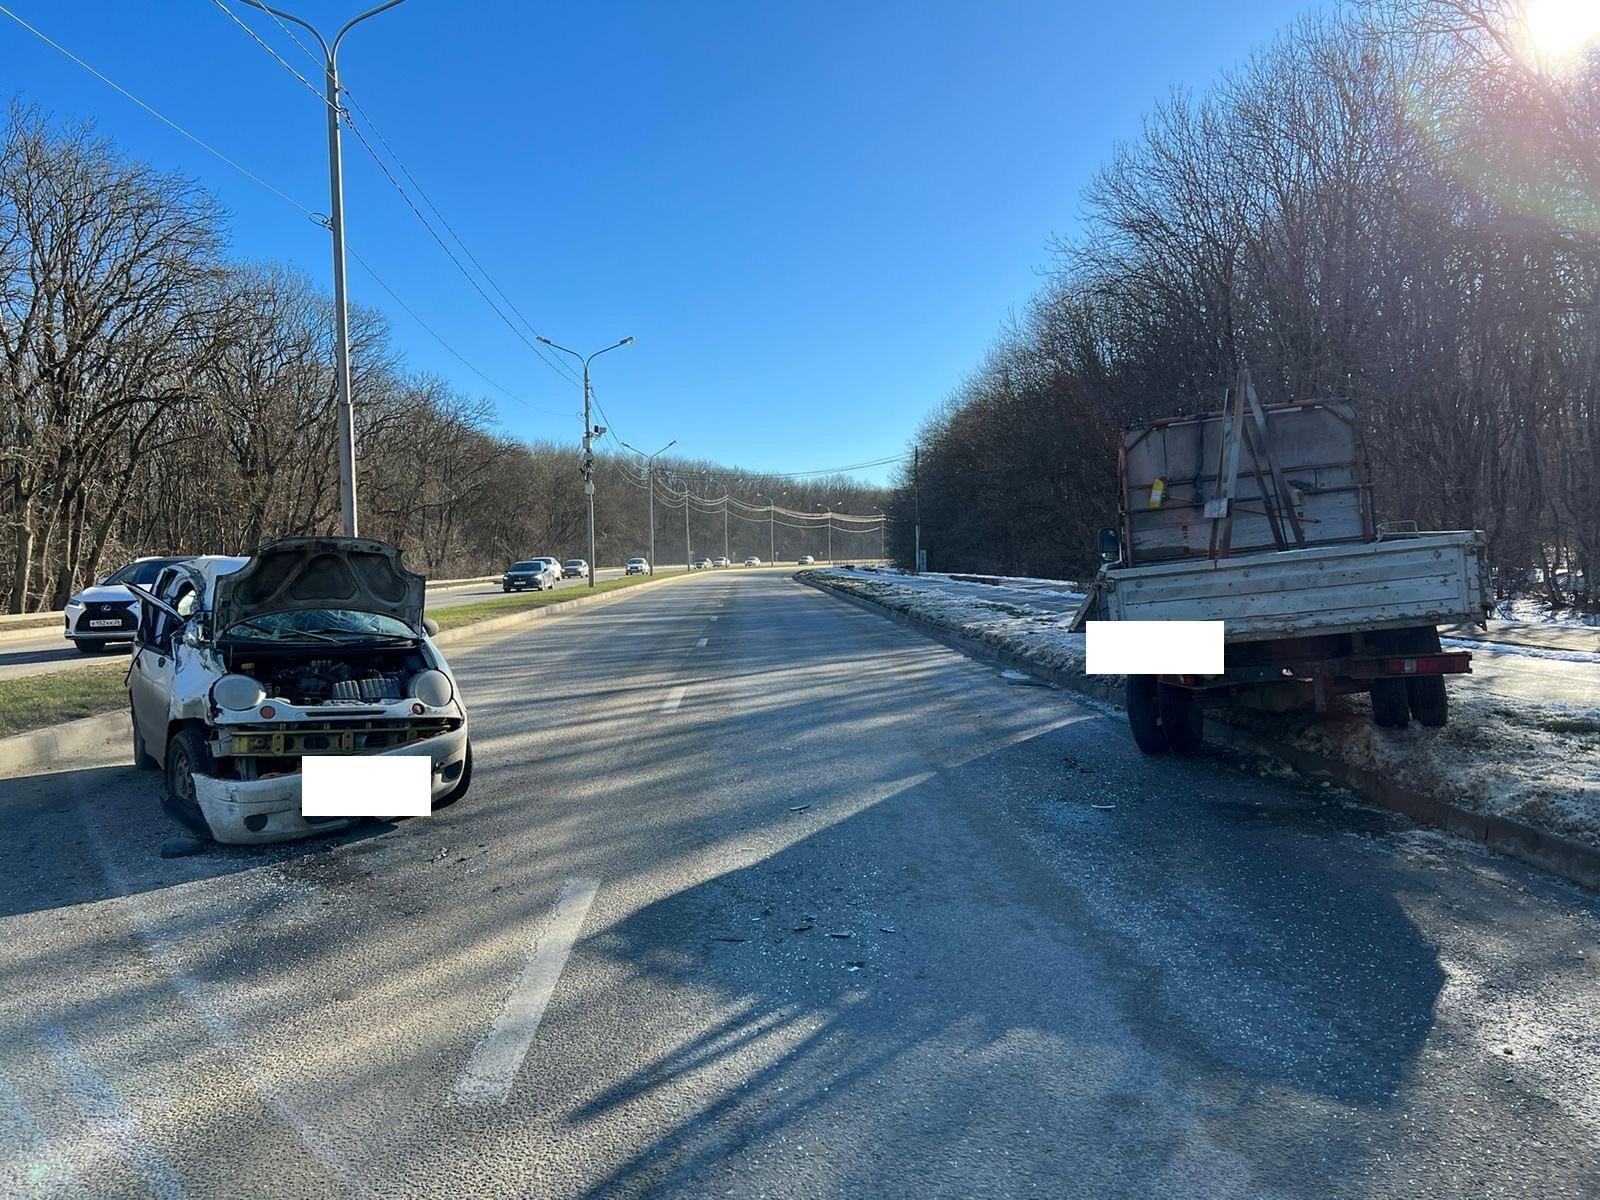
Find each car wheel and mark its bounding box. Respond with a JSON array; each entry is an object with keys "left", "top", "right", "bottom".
[
  {"left": 1158, "top": 684, "right": 1205, "bottom": 753},
  {"left": 131, "top": 702, "right": 159, "bottom": 770},
  {"left": 434, "top": 741, "right": 472, "bottom": 809},
  {"left": 503, "top": 584, "right": 510, "bottom": 592},
  {"left": 1407, "top": 675, "right": 1449, "bottom": 727},
  {"left": 162, "top": 725, "right": 215, "bottom": 837},
  {"left": 73, "top": 640, "right": 103, "bottom": 655},
  {"left": 1125, "top": 676, "right": 1169, "bottom": 754},
  {"left": 1370, "top": 678, "right": 1410, "bottom": 729}
]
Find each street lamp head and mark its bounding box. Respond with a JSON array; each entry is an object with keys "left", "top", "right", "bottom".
[
  {"left": 536, "top": 335, "right": 553, "bottom": 346},
  {"left": 619, "top": 336, "right": 635, "bottom": 346}
]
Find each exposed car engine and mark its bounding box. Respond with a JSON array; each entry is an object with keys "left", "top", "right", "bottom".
[{"left": 236, "top": 650, "right": 429, "bottom": 707}]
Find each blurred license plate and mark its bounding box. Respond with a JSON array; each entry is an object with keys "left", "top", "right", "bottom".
[{"left": 88, "top": 619, "right": 123, "bottom": 628}]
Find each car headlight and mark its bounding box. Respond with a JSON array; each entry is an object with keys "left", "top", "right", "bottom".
[
  {"left": 65, "top": 599, "right": 85, "bottom": 611},
  {"left": 408, "top": 669, "right": 453, "bottom": 707},
  {"left": 212, "top": 673, "right": 267, "bottom": 711}
]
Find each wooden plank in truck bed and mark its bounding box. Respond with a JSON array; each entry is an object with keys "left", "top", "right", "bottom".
[{"left": 1098, "top": 532, "right": 1489, "bottom": 641}]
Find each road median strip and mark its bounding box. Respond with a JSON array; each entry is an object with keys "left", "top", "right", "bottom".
[
  {"left": 0, "top": 569, "right": 702, "bottom": 774},
  {"left": 800, "top": 569, "right": 1600, "bottom": 892}
]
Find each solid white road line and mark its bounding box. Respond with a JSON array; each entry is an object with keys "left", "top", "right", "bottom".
[
  {"left": 40, "top": 1021, "right": 186, "bottom": 1199},
  {"left": 451, "top": 878, "right": 601, "bottom": 1106},
  {"left": 73, "top": 811, "right": 377, "bottom": 1200},
  {"left": 0, "top": 1069, "right": 84, "bottom": 1197},
  {"left": 661, "top": 685, "right": 686, "bottom": 714},
  {"left": 695, "top": 637, "right": 709, "bottom": 648}
]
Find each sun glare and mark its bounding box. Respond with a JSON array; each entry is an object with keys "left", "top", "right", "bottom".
[{"left": 1524, "top": 0, "right": 1600, "bottom": 61}]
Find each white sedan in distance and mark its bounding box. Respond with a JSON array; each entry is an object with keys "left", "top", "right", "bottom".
[
  {"left": 625, "top": 557, "right": 649, "bottom": 575},
  {"left": 743, "top": 556, "right": 762, "bottom": 567},
  {"left": 798, "top": 555, "right": 815, "bottom": 565}
]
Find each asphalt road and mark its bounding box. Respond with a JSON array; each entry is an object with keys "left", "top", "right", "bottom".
[
  {"left": 1, "top": 571, "right": 1597, "bottom": 1198},
  {"left": 0, "top": 567, "right": 635, "bottom": 682}
]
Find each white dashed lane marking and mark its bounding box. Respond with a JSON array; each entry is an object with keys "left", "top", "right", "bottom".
[
  {"left": 695, "top": 638, "right": 708, "bottom": 648},
  {"left": 451, "top": 879, "right": 601, "bottom": 1106},
  {"left": 660, "top": 685, "right": 687, "bottom": 714}
]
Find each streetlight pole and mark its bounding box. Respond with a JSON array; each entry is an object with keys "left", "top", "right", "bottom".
[
  {"left": 242, "top": 0, "right": 407, "bottom": 537},
  {"left": 536, "top": 335, "right": 634, "bottom": 587},
  {"left": 621, "top": 438, "right": 675, "bottom": 575},
  {"left": 755, "top": 493, "right": 775, "bottom": 564},
  {"left": 820, "top": 503, "right": 833, "bottom": 563},
  {"left": 722, "top": 492, "right": 730, "bottom": 562},
  {"left": 872, "top": 506, "right": 885, "bottom": 562}
]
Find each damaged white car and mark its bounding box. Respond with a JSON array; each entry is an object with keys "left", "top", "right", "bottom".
[{"left": 128, "top": 537, "right": 472, "bottom": 844}]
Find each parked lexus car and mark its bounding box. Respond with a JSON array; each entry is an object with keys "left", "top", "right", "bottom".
[
  {"left": 64, "top": 555, "right": 193, "bottom": 654},
  {"left": 502, "top": 559, "right": 555, "bottom": 591},
  {"left": 743, "top": 556, "right": 762, "bottom": 567},
  {"left": 625, "top": 557, "right": 649, "bottom": 575},
  {"left": 128, "top": 537, "right": 471, "bottom": 844},
  {"left": 562, "top": 558, "right": 588, "bottom": 579}
]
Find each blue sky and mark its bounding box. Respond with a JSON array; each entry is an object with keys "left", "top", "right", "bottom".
[{"left": 4, "top": 0, "right": 1313, "bottom": 483}]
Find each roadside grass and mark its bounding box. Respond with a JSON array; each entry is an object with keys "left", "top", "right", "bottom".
[
  {"left": 430, "top": 573, "right": 667, "bottom": 631},
  {"left": 0, "top": 662, "right": 127, "bottom": 738},
  {"left": 0, "top": 614, "right": 64, "bottom": 632},
  {"left": 1543, "top": 715, "right": 1600, "bottom": 735}
]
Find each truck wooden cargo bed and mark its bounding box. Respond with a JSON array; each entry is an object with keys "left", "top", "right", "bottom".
[{"left": 1084, "top": 530, "right": 1490, "bottom": 642}]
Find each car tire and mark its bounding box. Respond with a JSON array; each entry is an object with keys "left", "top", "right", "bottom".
[
  {"left": 163, "top": 725, "right": 215, "bottom": 837},
  {"left": 73, "top": 640, "right": 103, "bottom": 655},
  {"left": 1125, "top": 676, "right": 1170, "bottom": 754},
  {"left": 1158, "top": 684, "right": 1205, "bottom": 753},
  {"left": 434, "top": 741, "right": 472, "bottom": 809},
  {"left": 1370, "top": 678, "right": 1410, "bottom": 729},
  {"left": 131, "top": 702, "right": 159, "bottom": 770},
  {"left": 503, "top": 584, "right": 510, "bottom": 592},
  {"left": 1407, "top": 675, "right": 1449, "bottom": 727}
]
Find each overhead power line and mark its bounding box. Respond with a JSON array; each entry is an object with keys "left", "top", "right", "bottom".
[{"left": 1, "top": 3, "right": 563, "bottom": 423}]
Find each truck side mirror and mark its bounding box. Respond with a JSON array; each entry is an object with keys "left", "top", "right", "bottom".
[
  {"left": 422, "top": 616, "right": 440, "bottom": 637},
  {"left": 1097, "top": 528, "right": 1121, "bottom": 564}
]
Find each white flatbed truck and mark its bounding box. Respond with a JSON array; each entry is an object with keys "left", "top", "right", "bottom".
[{"left": 1074, "top": 374, "right": 1492, "bottom": 753}]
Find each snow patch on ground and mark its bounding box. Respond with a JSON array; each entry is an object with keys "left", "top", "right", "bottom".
[
  {"left": 1494, "top": 596, "right": 1600, "bottom": 627},
  {"left": 1440, "top": 636, "right": 1600, "bottom": 666},
  {"left": 814, "top": 569, "right": 1600, "bottom": 852}
]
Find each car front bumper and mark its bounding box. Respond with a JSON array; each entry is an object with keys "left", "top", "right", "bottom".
[{"left": 191, "top": 725, "right": 469, "bottom": 845}]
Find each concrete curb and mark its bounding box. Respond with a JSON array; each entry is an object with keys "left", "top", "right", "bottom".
[
  {"left": 0, "top": 709, "right": 133, "bottom": 776},
  {"left": 801, "top": 573, "right": 1600, "bottom": 892},
  {"left": 0, "top": 570, "right": 705, "bottom": 777}
]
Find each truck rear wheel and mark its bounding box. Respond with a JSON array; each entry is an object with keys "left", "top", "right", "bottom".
[
  {"left": 1407, "top": 675, "right": 1448, "bottom": 727},
  {"left": 1159, "top": 684, "right": 1205, "bottom": 753},
  {"left": 1370, "top": 678, "right": 1410, "bottom": 729},
  {"left": 1126, "top": 676, "right": 1170, "bottom": 754}
]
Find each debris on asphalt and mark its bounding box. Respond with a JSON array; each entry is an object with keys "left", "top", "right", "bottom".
[
  {"left": 712, "top": 936, "right": 748, "bottom": 943},
  {"left": 1091, "top": 803, "right": 1116, "bottom": 810},
  {"left": 827, "top": 931, "right": 853, "bottom": 939},
  {"left": 159, "top": 835, "right": 205, "bottom": 859},
  {"left": 879, "top": 926, "right": 896, "bottom": 934},
  {"left": 844, "top": 960, "right": 866, "bottom": 971},
  {"left": 789, "top": 804, "right": 811, "bottom": 812},
  {"left": 792, "top": 922, "right": 815, "bottom": 932},
  {"left": 429, "top": 847, "right": 450, "bottom": 863}
]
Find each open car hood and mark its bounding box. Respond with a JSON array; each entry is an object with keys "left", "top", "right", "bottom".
[{"left": 211, "top": 537, "right": 425, "bottom": 636}]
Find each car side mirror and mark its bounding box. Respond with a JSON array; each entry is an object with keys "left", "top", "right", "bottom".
[
  {"left": 422, "top": 617, "right": 440, "bottom": 637},
  {"left": 1097, "top": 528, "right": 1121, "bottom": 564}
]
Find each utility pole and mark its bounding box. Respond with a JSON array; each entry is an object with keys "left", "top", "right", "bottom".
[
  {"left": 536, "top": 335, "right": 634, "bottom": 586},
  {"left": 683, "top": 479, "right": 691, "bottom": 569},
  {"left": 242, "top": 0, "right": 407, "bottom": 537},
  {"left": 723, "top": 493, "right": 730, "bottom": 562},
  {"left": 755, "top": 493, "right": 775, "bottom": 564},
  {"left": 821, "top": 503, "right": 833, "bottom": 563},
  {"left": 622, "top": 438, "right": 675, "bottom": 575},
  {"left": 913, "top": 444, "right": 921, "bottom": 573}
]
